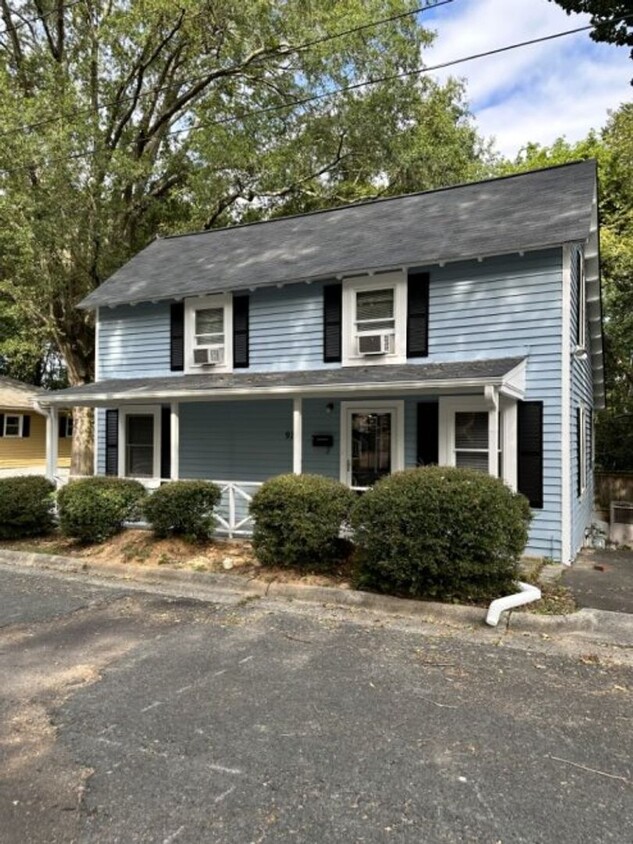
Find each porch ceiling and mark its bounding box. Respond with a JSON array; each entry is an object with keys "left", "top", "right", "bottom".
[{"left": 37, "top": 357, "right": 526, "bottom": 407}]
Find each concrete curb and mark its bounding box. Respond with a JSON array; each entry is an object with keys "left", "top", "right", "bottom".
[{"left": 1, "top": 548, "right": 632, "bottom": 645}]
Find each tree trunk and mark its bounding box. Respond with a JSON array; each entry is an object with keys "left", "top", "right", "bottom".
[{"left": 70, "top": 406, "right": 94, "bottom": 476}]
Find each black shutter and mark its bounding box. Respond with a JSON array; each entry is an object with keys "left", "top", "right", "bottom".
[
  {"left": 233, "top": 295, "right": 250, "bottom": 368},
  {"left": 417, "top": 402, "right": 439, "bottom": 466},
  {"left": 517, "top": 401, "right": 543, "bottom": 509},
  {"left": 576, "top": 406, "right": 582, "bottom": 498},
  {"left": 22, "top": 414, "right": 30, "bottom": 437},
  {"left": 59, "top": 416, "right": 67, "bottom": 438},
  {"left": 105, "top": 409, "right": 119, "bottom": 476},
  {"left": 323, "top": 283, "right": 342, "bottom": 363},
  {"left": 575, "top": 250, "right": 582, "bottom": 346},
  {"left": 170, "top": 302, "right": 185, "bottom": 372},
  {"left": 161, "top": 406, "right": 171, "bottom": 481},
  {"left": 407, "top": 271, "right": 430, "bottom": 358},
  {"left": 0, "top": 413, "right": 4, "bottom": 437}
]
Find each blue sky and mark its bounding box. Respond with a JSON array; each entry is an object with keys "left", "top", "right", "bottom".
[{"left": 422, "top": 0, "right": 632, "bottom": 157}]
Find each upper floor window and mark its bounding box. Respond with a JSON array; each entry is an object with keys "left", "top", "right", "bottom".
[
  {"left": 342, "top": 272, "right": 406, "bottom": 366},
  {"left": 184, "top": 293, "right": 233, "bottom": 373},
  {"left": 576, "top": 249, "right": 586, "bottom": 350}
]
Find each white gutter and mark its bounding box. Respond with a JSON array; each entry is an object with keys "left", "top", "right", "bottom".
[{"left": 485, "top": 582, "right": 542, "bottom": 627}]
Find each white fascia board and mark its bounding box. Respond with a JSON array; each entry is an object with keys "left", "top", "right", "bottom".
[{"left": 37, "top": 374, "right": 518, "bottom": 407}]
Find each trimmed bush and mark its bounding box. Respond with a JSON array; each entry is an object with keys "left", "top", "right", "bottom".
[
  {"left": 57, "top": 477, "right": 147, "bottom": 542},
  {"left": 250, "top": 473, "right": 356, "bottom": 570},
  {"left": 0, "top": 476, "right": 55, "bottom": 539},
  {"left": 351, "top": 467, "right": 532, "bottom": 602},
  {"left": 142, "top": 480, "right": 221, "bottom": 540}
]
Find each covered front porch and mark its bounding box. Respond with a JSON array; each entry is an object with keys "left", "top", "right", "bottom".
[{"left": 39, "top": 358, "right": 527, "bottom": 538}]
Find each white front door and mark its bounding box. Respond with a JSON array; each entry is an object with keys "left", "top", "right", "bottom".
[{"left": 341, "top": 402, "right": 404, "bottom": 488}]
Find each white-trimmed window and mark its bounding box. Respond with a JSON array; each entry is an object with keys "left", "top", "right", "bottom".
[
  {"left": 3, "top": 414, "right": 23, "bottom": 437},
  {"left": 578, "top": 404, "right": 587, "bottom": 496},
  {"left": 342, "top": 272, "right": 406, "bottom": 366},
  {"left": 118, "top": 406, "right": 161, "bottom": 479},
  {"left": 184, "top": 293, "right": 233, "bottom": 373},
  {"left": 577, "top": 248, "right": 586, "bottom": 350}
]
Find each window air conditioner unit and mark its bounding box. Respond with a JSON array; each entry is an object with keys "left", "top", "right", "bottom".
[
  {"left": 610, "top": 501, "right": 633, "bottom": 545},
  {"left": 193, "top": 345, "right": 224, "bottom": 366},
  {"left": 357, "top": 333, "right": 394, "bottom": 356}
]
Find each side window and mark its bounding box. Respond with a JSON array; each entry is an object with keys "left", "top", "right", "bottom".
[{"left": 4, "top": 414, "right": 23, "bottom": 437}]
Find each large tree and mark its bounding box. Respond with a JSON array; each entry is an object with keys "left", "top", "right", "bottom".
[
  {"left": 0, "top": 0, "right": 488, "bottom": 472},
  {"left": 497, "top": 103, "right": 633, "bottom": 469}
]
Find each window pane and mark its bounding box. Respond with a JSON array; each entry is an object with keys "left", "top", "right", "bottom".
[
  {"left": 196, "top": 308, "right": 223, "bottom": 337},
  {"left": 127, "top": 415, "right": 153, "bottom": 446},
  {"left": 356, "top": 289, "right": 394, "bottom": 328},
  {"left": 127, "top": 446, "right": 153, "bottom": 477},
  {"left": 456, "top": 451, "right": 489, "bottom": 472},
  {"left": 5, "top": 415, "right": 20, "bottom": 435},
  {"left": 455, "top": 412, "right": 488, "bottom": 449}
]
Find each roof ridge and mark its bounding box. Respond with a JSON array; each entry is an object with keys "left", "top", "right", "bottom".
[{"left": 163, "top": 159, "right": 596, "bottom": 241}]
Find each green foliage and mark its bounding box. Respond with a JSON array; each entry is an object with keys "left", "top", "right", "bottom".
[
  {"left": 548, "top": 2, "right": 633, "bottom": 77},
  {"left": 250, "top": 474, "right": 356, "bottom": 570},
  {"left": 57, "top": 477, "right": 147, "bottom": 542},
  {"left": 142, "top": 480, "right": 222, "bottom": 540},
  {"left": 0, "top": 476, "right": 55, "bottom": 539},
  {"left": 351, "top": 467, "right": 532, "bottom": 602}
]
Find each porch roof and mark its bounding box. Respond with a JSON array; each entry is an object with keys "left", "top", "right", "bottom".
[{"left": 38, "top": 357, "right": 526, "bottom": 407}]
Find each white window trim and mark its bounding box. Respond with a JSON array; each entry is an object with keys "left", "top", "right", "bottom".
[
  {"left": 3, "top": 413, "right": 23, "bottom": 438},
  {"left": 184, "top": 293, "right": 233, "bottom": 374},
  {"left": 118, "top": 405, "right": 161, "bottom": 480},
  {"left": 439, "top": 396, "right": 517, "bottom": 488},
  {"left": 342, "top": 272, "right": 406, "bottom": 367},
  {"left": 340, "top": 400, "right": 405, "bottom": 488},
  {"left": 579, "top": 404, "right": 587, "bottom": 496},
  {"left": 577, "top": 247, "right": 586, "bottom": 351}
]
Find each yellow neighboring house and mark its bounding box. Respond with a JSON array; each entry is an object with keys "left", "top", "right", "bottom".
[{"left": 0, "top": 376, "right": 72, "bottom": 470}]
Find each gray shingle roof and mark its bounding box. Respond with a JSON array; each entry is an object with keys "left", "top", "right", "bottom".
[
  {"left": 81, "top": 161, "right": 596, "bottom": 310},
  {"left": 40, "top": 358, "right": 525, "bottom": 405}
]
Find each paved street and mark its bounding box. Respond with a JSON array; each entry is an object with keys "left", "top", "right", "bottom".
[{"left": 0, "top": 566, "right": 632, "bottom": 844}]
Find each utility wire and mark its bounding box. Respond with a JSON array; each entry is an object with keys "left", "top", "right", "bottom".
[
  {"left": 0, "top": 0, "right": 453, "bottom": 139},
  {"left": 1, "top": 15, "right": 629, "bottom": 175}
]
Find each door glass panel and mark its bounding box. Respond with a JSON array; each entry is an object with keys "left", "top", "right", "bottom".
[
  {"left": 351, "top": 412, "right": 391, "bottom": 487},
  {"left": 455, "top": 411, "right": 488, "bottom": 474},
  {"left": 126, "top": 415, "right": 154, "bottom": 477}
]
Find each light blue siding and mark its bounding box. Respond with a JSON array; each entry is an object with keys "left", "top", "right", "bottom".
[
  {"left": 94, "top": 248, "right": 566, "bottom": 559},
  {"left": 569, "top": 244, "right": 594, "bottom": 558},
  {"left": 98, "top": 302, "right": 173, "bottom": 380}
]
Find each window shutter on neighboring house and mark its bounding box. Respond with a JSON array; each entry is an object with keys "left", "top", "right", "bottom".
[
  {"left": 575, "top": 250, "right": 582, "bottom": 346},
  {"left": 0, "top": 413, "right": 4, "bottom": 436},
  {"left": 417, "top": 402, "right": 439, "bottom": 466},
  {"left": 517, "top": 401, "right": 543, "bottom": 508},
  {"left": 323, "top": 283, "right": 342, "bottom": 363},
  {"left": 22, "top": 415, "right": 30, "bottom": 437},
  {"left": 59, "top": 416, "right": 67, "bottom": 438},
  {"left": 576, "top": 406, "right": 582, "bottom": 497},
  {"left": 161, "top": 406, "right": 171, "bottom": 480},
  {"left": 105, "top": 409, "right": 119, "bottom": 476},
  {"left": 407, "top": 271, "right": 430, "bottom": 358},
  {"left": 233, "top": 295, "right": 250, "bottom": 368},
  {"left": 170, "top": 302, "right": 185, "bottom": 371}
]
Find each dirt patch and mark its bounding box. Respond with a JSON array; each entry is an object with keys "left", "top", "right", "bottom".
[{"left": 1, "top": 530, "right": 355, "bottom": 589}]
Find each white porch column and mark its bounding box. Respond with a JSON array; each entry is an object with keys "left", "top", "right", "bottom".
[
  {"left": 45, "top": 407, "right": 59, "bottom": 482},
  {"left": 485, "top": 386, "right": 499, "bottom": 478},
  {"left": 170, "top": 402, "right": 180, "bottom": 480},
  {"left": 293, "top": 397, "right": 303, "bottom": 475},
  {"left": 502, "top": 400, "right": 518, "bottom": 489}
]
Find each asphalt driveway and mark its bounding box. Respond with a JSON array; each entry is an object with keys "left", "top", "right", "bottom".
[{"left": 1, "top": 566, "right": 631, "bottom": 843}]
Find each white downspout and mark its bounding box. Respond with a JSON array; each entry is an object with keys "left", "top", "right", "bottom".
[{"left": 485, "top": 581, "right": 542, "bottom": 627}]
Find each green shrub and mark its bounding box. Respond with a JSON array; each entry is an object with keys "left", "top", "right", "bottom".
[
  {"left": 57, "top": 477, "right": 147, "bottom": 542},
  {"left": 142, "top": 480, "right": 221, "bottom": 540},
  {"left": 0, "top": 476, "right": 55, "bottom": 539},
  {"left": 250, "top": 473, "right": 356, "bottom": 570},
  {"left": 351, "top": 467, "right": 532, "bottom": 602}
]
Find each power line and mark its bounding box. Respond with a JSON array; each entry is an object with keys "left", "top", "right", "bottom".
[
  {"left": 0, "top": 0, "right": 84, "bottom": 38},
  {"left": 0, "top": 16, "right": 627, "bottom": 175},
  {"left": 0, "top": 0, "right": 453, "bottom": 139}
]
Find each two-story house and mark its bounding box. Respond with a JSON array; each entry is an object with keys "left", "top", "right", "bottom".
[{"left": 40, "top": 160, "right": 603, "bottom": 563}]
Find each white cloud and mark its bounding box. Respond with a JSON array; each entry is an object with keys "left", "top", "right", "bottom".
[{"left": 423, "top": 0, "right": 632, "bottom": 156}]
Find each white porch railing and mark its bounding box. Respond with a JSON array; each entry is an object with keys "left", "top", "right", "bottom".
[{"left": 54, "top": 475, "right": 262, "bottom": 539}]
